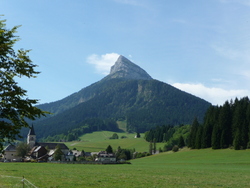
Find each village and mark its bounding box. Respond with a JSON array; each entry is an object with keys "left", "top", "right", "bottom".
[{"left": 1, "top": 125, "right": 117, "bottom": 164}]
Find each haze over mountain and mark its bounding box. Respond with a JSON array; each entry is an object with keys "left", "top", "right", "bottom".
[{"left": 32, "top": 55, "right": 211, "bottom": 140}]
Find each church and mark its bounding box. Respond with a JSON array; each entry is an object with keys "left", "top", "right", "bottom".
[{"left": 2, "top": 125, "right": 69, "bottom": 162}]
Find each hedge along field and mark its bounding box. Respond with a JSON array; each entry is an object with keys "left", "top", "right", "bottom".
[{"left": 1, "top": 148, "right": 250, "bottom": 188}]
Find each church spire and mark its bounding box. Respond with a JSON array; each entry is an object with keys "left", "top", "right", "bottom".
[
  {"left": 28, "top": 124, "right": 36, "bottom": 136},
  {"left": 27, "top": 124, "right": 36, "bottom": 147}
]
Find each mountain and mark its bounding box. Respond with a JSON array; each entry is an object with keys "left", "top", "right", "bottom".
[
  {"left": 37, "top": 55, "right": 152, "bottom": 115},
  {"left": 109, "top": 55, "right": 152, "bottom": 80},
  {"left": 31, "top": 55, "right": 211, "bottom": 140}
]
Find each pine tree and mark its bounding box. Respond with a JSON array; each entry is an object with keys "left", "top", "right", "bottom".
[
  {"left": 195, "top": 126, "right": 203, "bottom": 149},
  {"left": 188, "top": 118, "right": 199, "bottom": 149},
  {"left": 234, "top": 128, "right": 241, "bottom": 150},
  {"left": 106, "top": 145, "right": 113, "bottom": 153},
  {"left": 178, "top": 135, "right": 185, "bottom": 148},
  {"left": 218, "top": 101, "right": 232, "bottom": 148},
  {"left": 211, "top": 123, "right": 221, "bottom": 149},
  {"left": 201, "top": 106, "right": 215, "bottom": 148}
]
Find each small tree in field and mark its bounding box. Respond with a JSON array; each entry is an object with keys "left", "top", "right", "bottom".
[
  {"left": 172, "top": 145, "right": 179, "bottom": 152},
  {"left": 110, "top": 133, "right": 119, "bottom": 139},
  {"left": 136, "top": 132, "right": 141, "bottom": 138},
  {"left": 106, "top": 145, "right": 113, "bottom": 153}
]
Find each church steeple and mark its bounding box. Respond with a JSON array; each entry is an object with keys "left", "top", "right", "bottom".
[
  {"left": 27, "top": 124, "right": 36, "bottom": 148},
  {"left": 28, "top": 124, "right": 36, "bottom": 136}
]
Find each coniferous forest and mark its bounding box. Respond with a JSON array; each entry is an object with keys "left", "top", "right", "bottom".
[
  {"left": 189, "top": 97, "right": 250, "bottom": 150},
  {"left": 144, "top": 97, "right": 250, "bottom": 151}
]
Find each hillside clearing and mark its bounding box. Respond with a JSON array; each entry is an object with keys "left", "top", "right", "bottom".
[{"left": 65, "top": 131, "right": 162, "bottom": 152}]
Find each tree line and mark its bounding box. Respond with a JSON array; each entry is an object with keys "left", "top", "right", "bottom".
[
  {"left": 144, "top": 124, "right": 190, "bottom": 151},
  {"left": 188, "top": 97, "right": 250, "bottom": 150}
]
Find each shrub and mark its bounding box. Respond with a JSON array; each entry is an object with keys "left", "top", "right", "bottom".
[
  {"left": 172, "top": 145, "right": 179, "bottom": 152},
  {"left": 110, "top": 133, "right": 119, "bottom": 139}
]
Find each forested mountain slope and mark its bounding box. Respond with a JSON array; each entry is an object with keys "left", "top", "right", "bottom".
[{"left": 30, "top": 55, "right": 211, "bottom": 140}]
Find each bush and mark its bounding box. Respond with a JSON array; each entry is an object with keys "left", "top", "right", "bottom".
[
  {"left": 77, "top": 157, "right": 86, "bottom": 161},
  {"left": 110, "top": 133, "right": 119, "bottom": 139},
  {"left": 172, "top": 145, "right": 179, "bottom": 152}
]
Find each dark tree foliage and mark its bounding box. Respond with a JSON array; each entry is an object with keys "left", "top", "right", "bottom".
[
  {"left": 53, "top": 145, "right": 64, "bottom": 161},
  {"left": 106, "top": 145, "right": 113, "bottom": 153},
  {"left": 178, "top": 135, "right": 185, "bottom": 148},
  {"left": 110, "top": 133, "right": 119, "bottom": 139},
  {"left": 233, "top": 129, "right": 241, "bottom": 150},
  {"left": 149, "top": 142, "right": 152, "bottom": 155},
  {"left": 115, "top": 147, "right": 133, "bottom": 160},
  {"left": 218, "top": 101, "right": 232, "bottom": 148},
  {"left": 188, "top": 118, "right": 200, "bottom": 149},
  {"left": 16, "top": 142, "right": 30, "bottom": 158},
  {"left": 136, "top": 132, "right": 141, "bottom": 138},
  {"left": 38, "top": 118, "right": 119, "bottom": 142},
  {"left": 144, "top": 125, "right": 175, "bottom": 142},
  {"left": 195, "top": 126, "right": 203, "bottom": 149},
  {"left": 189, "top": 97, "right": 250, "bottom": 150},
  {"left": 0, "top": 17, "right": 46, "bottom": 150},
  {"left": 211, "top": 124, "right": 221, "bottom": 149}
]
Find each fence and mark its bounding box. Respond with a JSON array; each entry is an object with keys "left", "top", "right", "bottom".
[
  {"left": 47, "top": 160, "right": 119, "bottom": 164},
  {"left": 0, "top": 175, "right": 38, "bottom": 188}
]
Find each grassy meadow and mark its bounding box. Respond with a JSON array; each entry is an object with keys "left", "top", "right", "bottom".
[
  {"left": 1, "top": 148, "right": 250, "bottom": 187},
  {"left": 64, "top": 131, "right": 166, "bottom": 152}
]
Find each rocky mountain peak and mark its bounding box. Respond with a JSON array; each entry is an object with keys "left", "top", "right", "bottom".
[{"left": 109, "top": 55, "right": 152, "bottom": 80}]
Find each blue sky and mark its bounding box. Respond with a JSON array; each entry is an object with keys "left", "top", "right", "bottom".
[{"left": 2, "top": 0, "right": 250, "bottom": 105}]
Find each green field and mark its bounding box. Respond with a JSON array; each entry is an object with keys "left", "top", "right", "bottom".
[
  {"left": 1, "top": 148, "right": 250, "bottom": 187},
  {"left": 65, "top": 131, "right": 166, "bottom": 152}
]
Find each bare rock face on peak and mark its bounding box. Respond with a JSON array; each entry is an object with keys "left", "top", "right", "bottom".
[{"left": 109, "top": 55, "right": 152, "bottom": 80}]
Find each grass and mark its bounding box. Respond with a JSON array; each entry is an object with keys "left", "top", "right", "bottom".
[
  {"left": 1, "top": 148, "right": 250, "bottom": 187},
  {"left": 65, "top": 131, "right": 168, "bottom": 152}
]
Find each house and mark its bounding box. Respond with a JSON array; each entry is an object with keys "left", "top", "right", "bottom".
[
  {"left": 37, "top": 142, "right": 69, "bottom": 155},
  {"left": 2, "top": 144, "right": 22, "bottom": 162},
  {"left": 32, "top": 146, "right": 48, "bottom": 159},
  {"left": 72, "top": 150, "right": 84, "bottom": 157},
  {"left": 95, "top": 151, "right": 116, "bottom": 163},
  {"left": 65, "top": 150, "right": 85, "bottom": 161}
]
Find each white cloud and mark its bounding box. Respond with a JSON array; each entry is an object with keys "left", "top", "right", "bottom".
[
  {"left": 87, "top": 53, "right": 120, "bottom": 75},
  {"left": 172, "top": 83, "right": 250, "bottom": 106}
]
